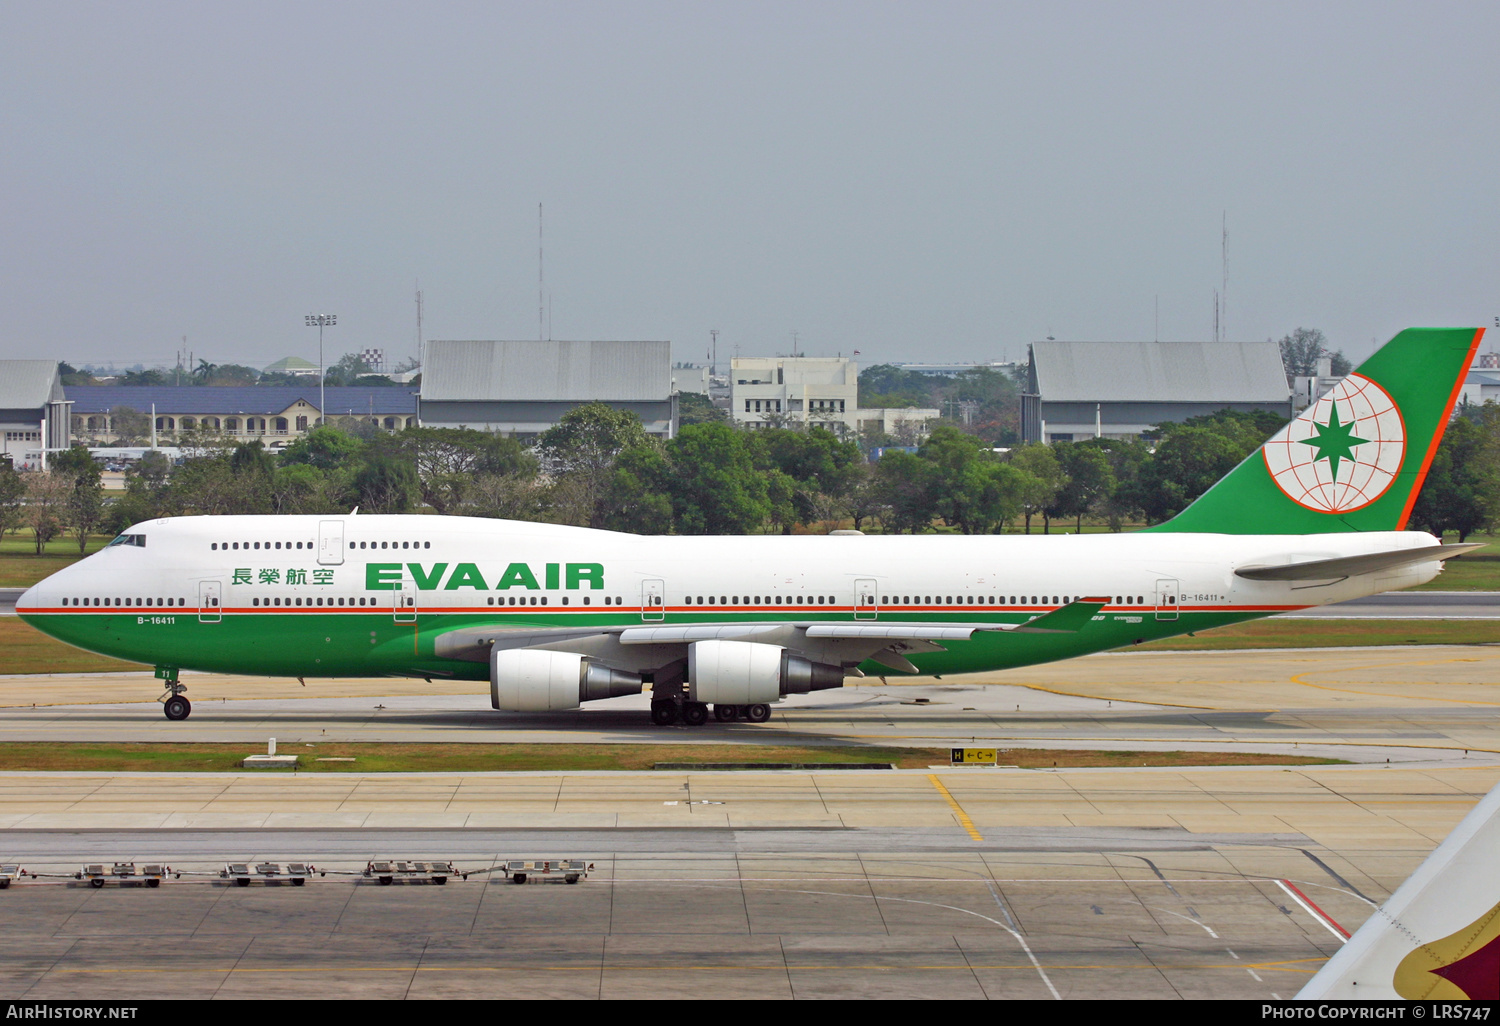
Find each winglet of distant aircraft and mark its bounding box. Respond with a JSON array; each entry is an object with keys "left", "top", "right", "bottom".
[{"left": 1298, "top": 776, "right": 1500, "bottom": 1000}]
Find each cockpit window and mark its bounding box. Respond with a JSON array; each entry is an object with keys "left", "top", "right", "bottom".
[{"left": 107, "top": 534, "right": 146, "bottom": 548}]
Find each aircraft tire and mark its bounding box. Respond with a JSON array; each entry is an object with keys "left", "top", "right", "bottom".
[
  {"left": 163, "top": 696, "right": 191, "bottom": 721},
  {"left": 681, "top": 702, "right": 708, "bottom": 726},
  {"left": 713, "top": 704, "right": 738, "bottom": 722},
  {"left": 744, "top": 704, "right": 771, "bottom": 723},
  {"left": 650, "top": 701, "right": 679, "bottom": 726}
]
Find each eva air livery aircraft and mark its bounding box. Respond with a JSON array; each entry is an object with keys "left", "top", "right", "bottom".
[{"left": 16, "top": 327, "right": 1487, "bottom": 726}]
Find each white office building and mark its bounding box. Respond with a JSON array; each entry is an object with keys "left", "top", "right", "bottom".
[{"left": 730, "top": 356, "right": 939, "bottom": 438}]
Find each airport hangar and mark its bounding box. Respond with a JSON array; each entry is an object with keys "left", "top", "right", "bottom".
[
  {"left": 1020, "top": 339, "right": 1293, "bottom": 443},
  {"left": 418, "top": 339, "right": 679, "bottom": 441},
  {"left": 0, "top": 360, "right": 71, "bottom": 469}
]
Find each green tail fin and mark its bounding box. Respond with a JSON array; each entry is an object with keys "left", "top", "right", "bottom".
[{"left": 1151, "top": 327, "right": 1483, "bottom": 535}]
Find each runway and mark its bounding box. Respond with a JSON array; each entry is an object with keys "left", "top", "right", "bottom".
[{"left": 1, "top": 645, "right": 1498, "bottom": 999}]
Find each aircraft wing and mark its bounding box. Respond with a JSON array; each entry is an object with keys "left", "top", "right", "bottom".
[
  {"left": 1235, "top": 543, "right": 1481, "bottom": 582},
  {"left": 1297, "top": 777, "right": 1500, "bottom": 1000},
  {"left": 431, "top": 598, "right": 1111, "bottom": 666}
]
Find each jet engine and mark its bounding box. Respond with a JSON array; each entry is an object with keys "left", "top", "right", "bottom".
[
  {"left": 687, "top": 639, "right": 845, "bottom": 705},
  {"left": 490, "top": 649, "right": 643, "bottom": 712}
]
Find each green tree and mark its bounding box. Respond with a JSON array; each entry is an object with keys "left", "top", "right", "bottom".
[
  {"left": 1168, "top": 408, "right": 1287, "bottom": 452},
  {"left": 1278, "top": 328, "right": 1352, "bottom": 380},
  {"left": 0, "top": 463, "right": 26, "bottom": 538},
  {"left": 323, "top": 353, "right": 375, "bottom": 386},
  {"left": 272, "top": 463, "right": 353, "bottom": 515},
  {"left": 1077, "top": 437, "right": 1151, "bottom": 530},
  {"left": 279, "top": 426, "right": 366, "bottom": 472},
  {"left": 117, "top": 368, "right": 169, "bottom": 386},
  {"left": 354, "top": 454, "right": 420, "bottom": 514},
  {"left": 597, "top": 444, "right": 675, "bottom": 534},
  {"left": 1409, "top": 413, "right": 1500, "bottom": 542},
  {"left": 676, "top": 392, "right": 726, "bottom": 426},
  {"left": 384, "top": 427, "right": 534, "bottom": 515},
  {"left": 52, "top": 446, "right": 106, "bottom": 553},
  {"left": 664, "top": 423, "right": 769, "bottom": 534},
  {"left": 165, "top": 443, "right": 275, "bottom": 515},
  {"left": 537, "top": 405, "right": 651, "bottom": 527},
  {"left": 23, "top": 472, "right": 67, "bottom": 553},
  {"left": 872, "top": 450, "right": 938, "bottom": 534},
  {"left": 918, "top": 427, "right": 1014, "bottom": 534},
  {"left": 208, "top": 363, "right": 261, "bottom": 385},
  {"left": 1128, "top": 427, "right": 1245, "bottom": 524},
  {"left": 1007, "top": 443, "right": 1065, "bottom": 533},
  {"left": 858, "top": 364, "right": 934, "bottom": 408},
  {"left": 1046, "top": 442, "right": 1116, "bottom": 533},
  {"left": 841, "top": 462, "right": 884, "bottom": 533}
]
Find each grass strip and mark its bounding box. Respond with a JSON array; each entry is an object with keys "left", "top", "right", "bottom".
[
  {"left": 1139, "top": 618, "right": 1500, "bottom": 651},
  {"left": 0, "top": 742, "right": 1346, "bottom": 773},
  {"left": 0, "top": 618, "right": 147, "bottom": 675}
]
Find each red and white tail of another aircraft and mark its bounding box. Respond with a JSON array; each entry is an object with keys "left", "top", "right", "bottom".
[{"left": 1298, "top": 778, "right": 1500, "bottom": 1000}]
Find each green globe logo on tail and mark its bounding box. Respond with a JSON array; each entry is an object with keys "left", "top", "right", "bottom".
[
  {"left": 1152, "top": 327, "right": 1483, "bottom": 535},
  {"left": 1264, "top": 374, "right": 1406, "bottom": 513}
]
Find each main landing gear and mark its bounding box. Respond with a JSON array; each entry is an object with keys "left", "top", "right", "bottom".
[
  {"left": 160, "top": 675, "right": 191, "bottom": 721},
  {"left": 649, "top": 700, "right": 771, "bottom": 726}
]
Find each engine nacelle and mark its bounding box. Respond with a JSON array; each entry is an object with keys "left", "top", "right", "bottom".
[
  {"left": 687, "top": 640, "right": 845, "bottom": 704},
  {"left": 490, "top": 649, "right": 643, "bottom": 712}
]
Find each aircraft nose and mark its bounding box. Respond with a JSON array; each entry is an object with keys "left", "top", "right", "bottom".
[{"left": 14, "top": 582, "right": 40, "bottom": 615}]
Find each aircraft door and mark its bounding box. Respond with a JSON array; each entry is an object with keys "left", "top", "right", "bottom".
[
  {"left": 198, "top": 580, "right": 222, "bottom": 624},
  {"left": 393, "top": 575, "right": 417, "bottom": 623},
  {"left": 641, "top": 579, "right": 665, "bottom": 622},
  {"left": 1155, "top": 579, "right": 1180, "bottom": 621},
  {"left": 854, "top": 578, "right": 879, "bottom": 620},
  {"left": 318, "top": 521, "right": 345, "bottom": 565}
]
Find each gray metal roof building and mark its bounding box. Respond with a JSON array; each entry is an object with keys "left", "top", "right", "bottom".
[
  {"left": 420, "top": 340, "right": 677, "bottom": 438},
  {"left": 1021, "top": 341, "right": 1291, "bottom": 443},
  {"left": 0, "top": 361, "right": 70, "bottom": 468}
]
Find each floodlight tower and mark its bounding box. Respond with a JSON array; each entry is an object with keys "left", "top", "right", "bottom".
[{"left": 305, "top": 314, "right": 337, "bottom": 427}]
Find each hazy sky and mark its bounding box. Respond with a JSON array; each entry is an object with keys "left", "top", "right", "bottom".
[{"left": 3, "top": 1, "right": 1497, "bottom": 371}]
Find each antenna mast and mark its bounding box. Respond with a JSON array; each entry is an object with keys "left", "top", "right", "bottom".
[
  {"left": 415, "top": 280, "right": 424, "bottom": 368},
  {"left": 1220, "top": 211, "right": 1228, "bottom": 342},
  {"left": 538, "top": 203, "right": 545, "bottom": 342}
]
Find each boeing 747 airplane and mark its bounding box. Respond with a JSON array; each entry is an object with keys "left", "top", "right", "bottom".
[{"left": 15, "top": 327, "right": 1486, "bottom": 726}]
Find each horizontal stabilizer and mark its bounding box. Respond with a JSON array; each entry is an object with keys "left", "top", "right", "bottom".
[
  {"left": 1235, "top": 543, "right": 1481, "bottom": 581},
  {"left": 1007, "top": 597, "right": 1110, "bottom": 633}
]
